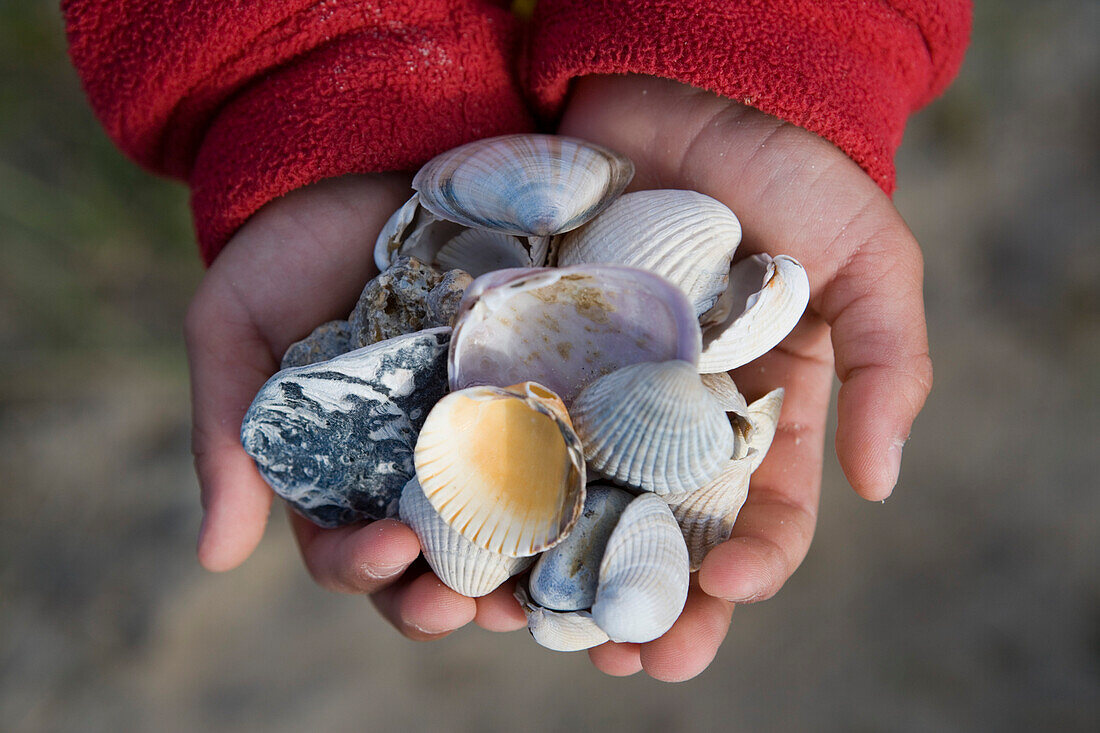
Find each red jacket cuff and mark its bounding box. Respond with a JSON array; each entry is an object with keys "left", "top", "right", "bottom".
[{"left": 525, "top": 0, "right": 972, "bottom": 194}]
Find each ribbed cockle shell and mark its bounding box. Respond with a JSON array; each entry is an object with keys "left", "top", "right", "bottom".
[
  {"left": 698, "top": 254, "right": 810, "bottom": 373},
  {"left": 514, "top": 585, "right": 609, "bottom": 652},
  {"left": 413, "top": 382, "right": 586, "bottom": 557},
  {"left": 399, "top": 477, "right": 533, "bottom": 597},
  {"left": 570, "top": 360, "right": 734, "bottom": 494},
  {"left": 449, "top": 265, "right": 701, "bottom": 406},
  {"left": 412, "top": 134, "right": 634, "bottom": 237},
  {"left": 591, "top": 494, "right": 690, "bottom": 644},
  {"left": 663, "top": 455, "right": 753, "bottom": 570},
  {"left": 556, "top": 189, "right": 740, "bottom": 317}
]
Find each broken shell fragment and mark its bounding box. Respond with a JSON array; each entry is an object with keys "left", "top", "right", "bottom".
[
  {"left": 745, "top": 388, "right": 784, "bottom": 472},
  {"left": 663, "top": 455, "right": 753, "bottom": 570},
  {"left": 698, "top": 254, "right": 810, "bottom": 373},
  {"left": 241, "top": 328, "right": 451, "bottom": 527},
  {"left": 450, "top": 265, "right": 701, "bottom": 405},
  {"left": 571, "top": 360, "right": 734, "bottom": 495},
  {"left": 515, "top": 585, "right": 609, "bottom": 652},
  {"left": 399, "top": 477, "right": 533, "bottom": 597},
  {"left": 528, "top": 485, "right": 634, "bottom": 612},
  {"left": 592, "top": 494, "right": 690, "bottom": 644},
  {"left": 556, "top": 189, "right": 741, "bottom": 317},
  {"left": 412, "top": 134, "right": 634, "bottom": 237},
  {"left": 413, "top": 381, "right": 586, "bottom": 557},
  {"left": 281, "top": 320, "right": 352, "bottom": 369}
]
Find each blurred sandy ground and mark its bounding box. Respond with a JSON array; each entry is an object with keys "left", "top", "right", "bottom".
[{"left": 1, "top": 1, "right": 1097, "bottom": 730}]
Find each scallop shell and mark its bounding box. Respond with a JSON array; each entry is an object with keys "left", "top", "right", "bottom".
[
  {"left": 398, "top": 477, "right": 533, "bottom": 597},
  {"left": 745, "top": 388, "right": 784, "bottom": 473},
  {"left": 591, "top": 494, "right": 690, "bottom": 644},
  {"left": 241, "top": 328, "right": 450, "bottom": 527},
  {"left": 449, "top": 265, "right": 701, "bottom": 405},
  {"left": 528, "top": 485, "right": 634, "bottom": 612},
  {"left": 663, "top": 455, "right": 753, "bottom": 570},
  {"left": 700, "top": 371, "right": 754, "bottom": 452},
  {"left": 556, "top": 189, "right": 740, "bottom": 317},
  {"left": 413, "top": 381, "right": 586, "bottom": 557},
  {"left": 698, "top": 254, "right": 809, "bottom": 373},
  {"left": 435, "top": 229, "right": 531, "bottom": 277},
  {"left": 412, "top": 134, "right": 634, "bottom": 237},
  {"left": 570, "top": 360, "right": 734, "bottom": 494},
  {"left": 515, "top": 586, "right": 609, "bottom": 652}
]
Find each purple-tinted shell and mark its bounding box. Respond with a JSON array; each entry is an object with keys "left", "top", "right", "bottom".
[{"left": 449, "top": 265, "right": 701, "bottom": 405}]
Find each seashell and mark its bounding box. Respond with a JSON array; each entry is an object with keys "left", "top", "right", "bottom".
[
  {"left": 374, "top": 193, "right": 467, "bottom": 272},
  {"left": 591, "top": 494, "right": 690, "bottom": 644},
  {"left": 412, "top": 134, "right": 634, "bottom": 237},
  {"left": 399, "top": 477, "right": 533, "bottom": 597},
  {"left": 450, "top": 265, "right": 701, "bottom": 405},
  {"left": 570, "top": 361, "right": 734, "bottom": 494},
  {"left": 528, "top": 485, "right": 634, "bottom": 611},
  {"left": 414, "top": 381, "right": 586, "bottom": 557},
  {"left": 281, "top": 320, "right": 352, "bottom": 369},
  {"left": 348, "top": 257, "right": 471, "bottom": 347},
  {"left": 515, "top": 585, "right": 609, "bottom": 652},
  {"left": 241, "top": 328, "right": 450, "bottom": 527},
  {"left": 435, "top": 229, "right": 531, "bottom": 277},
  {"left": 556, "top": 189, "right": 740, "bottom": 317},
  {"left": 698, "top": 254, "right": 810, "bottom": 373},
  {"left": 745, "top": 388, "right": 784, "bottom": 472},
  {"left": 663, "top": 455, "right": 753, "bottom": 570}
]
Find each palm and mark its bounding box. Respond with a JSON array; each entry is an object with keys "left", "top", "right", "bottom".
[{"left": 557, "top": 75, "right": 932, "bottom": 679}]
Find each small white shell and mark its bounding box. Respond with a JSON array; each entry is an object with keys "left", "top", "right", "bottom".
[
  {"left": 399, "top": 478, "right": 533, "bottom": 597},
  {"left": 698, "top": 254, "right": 810, "bottom": 373},
  {"left": 591, "top": 494, "right": 690, "bottom": 644},
  {"left": 663, "top": 455, "right": 753, "bottom": 570},
  {"left": 374, "top": 194, "right": 465, "bottom": 272},
  {"left": 413, "top": 134, "right": 634, "bottom": 237},
  {"left": 556, "top": 190, "right": 740, "bottom": 316},
  {"left": 414, "top": 381, "right": 586, "bottom": 557},
  {"left": 435, "top": 229, "right": 531, "bottom": 277},
  {"left": 528, "top": 485, "right": 634, "bottom": 611},
  {"left": 449, "top": 265, "right": 701, "bottom": 406},
  {"left": 515, "top": 586, "right": 609, "bottom": 652},
  {"left": 745, "top": 388, "right": 784, "bottom": 472},
  {"left": 571, "top": 361, "right": 734, "bottom": 494}
]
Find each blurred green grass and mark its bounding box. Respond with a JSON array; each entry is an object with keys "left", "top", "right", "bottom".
[{"left": 0, "top": 1, "right": 199, "bottom": 391}]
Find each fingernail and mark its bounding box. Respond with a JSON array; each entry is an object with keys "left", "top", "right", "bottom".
[
  {"left": 886, "top": 437, "right": 906, "bottom": 492},
  {"left": 196, "top": 515, "right": 209, "bottom": 553},
  {"left": 409, "top": 621, "right": 455, "bottom": 636},
  {"left": 359, "top": 560, "right": 408, "bottom": 582}
]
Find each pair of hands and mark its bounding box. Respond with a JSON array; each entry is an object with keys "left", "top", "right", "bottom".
[{"left": 184, "top": 75, "right": 931, "bottom": 682}]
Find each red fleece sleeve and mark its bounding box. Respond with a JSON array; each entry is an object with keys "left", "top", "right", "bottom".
[
  {"left": 525, "top": 0, "right": 972, "bottom": 194},
  {"left": 63, "top": 0, "right": 535, "bottom": 264}
]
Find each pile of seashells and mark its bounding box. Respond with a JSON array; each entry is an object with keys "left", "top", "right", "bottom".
[{"left": 241, "top": 134, "right": 809, "bottom": 652}]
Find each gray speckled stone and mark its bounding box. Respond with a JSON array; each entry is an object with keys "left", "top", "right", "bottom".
[
  {"left": 280, "top": 320, "right": 352, "bottom": 369},
  {"left": 349, "top": 257, "right": 470, "bottom": 347},
  {"left": 528, "top": 485, "right": 634, "bottom": 611},
  {"left": 241, "top": 328, "right": 450, "bottom": 527},
  {"left": 425, "top": 269, "right": 473, "bottom": 327}
]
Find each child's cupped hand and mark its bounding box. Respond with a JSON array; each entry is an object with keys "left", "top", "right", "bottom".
[{"left": 184, "top": 74, "right": 931, "bottom": 682}]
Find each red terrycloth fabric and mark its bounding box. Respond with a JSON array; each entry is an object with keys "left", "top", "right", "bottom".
[
  {"left": 63, "top": 0, "right": 536, "bottom": 264},
  {"left": 525, "top": 0, "right": 972, "bottom": 195},
  {"left": 63, "top": 1, "right": 971, "bottom": 263}
]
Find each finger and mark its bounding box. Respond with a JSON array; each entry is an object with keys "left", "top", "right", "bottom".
[
  {"left": 370, "top": 570, "right": 477, "bottom": 640},
  {"left": 817, "top": 233, "right": 932, "bottom": 500},
  {"left": 639, "top": 585, "right": 733, "bottom": 682},
  {"left": 474, "top": 578, "right": 528, "bottom": 632},
  {"left": 291, "top": 513, "right": 420, "bottom": 594},
  {"left": 699, "top": 323, "right": 832, "bottom": 602},
  {"left": 186, "top": 291, "right": 277, "bottom": 572},
  {"left": 588, "top": 642, "right": 643, "bottom": 677}
]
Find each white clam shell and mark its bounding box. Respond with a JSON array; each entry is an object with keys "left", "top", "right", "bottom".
[
  {"left": 557, "top": 189, "right": 741, "bottom": 317},
  {"left": 435, "top": 229, "right": 531, "bottom": 277},
  {"left": 745, "top": 388, "right": 784, "bottom": 473},
  {"left": 571, "top": 360, "right": 734, "bottom": 494},
  {"left": 412, "top": 134, "right": 634, "bottom": 237},
  {"left": 515, "top": 586, "right": 609, "bottom": 652},
  {"left": 449, "top": 265, "right": 701, "bottom": 405},
  {"left": 698, "top": 254, "right": 810, "bottom": 373},
  {"left": 591, "top": 494, "right": 690, "bottom": 644},
  {"left": 663, "top": 455, "right": 754, "bottom": 570},
  {"left": 528, "top": 485, "right": 634, "bottom": 612},
  {"left": 413, "top": 382, "right": 586, "bottom": 557},
  {"left": 399, "top": 477, "right": 532, "bottom": 597},
  {"left": 374, "top": 193, "right": 465, "bottom": 272},
  {"left": 700, "top": 371, "right": 754, "bottom": 453}
]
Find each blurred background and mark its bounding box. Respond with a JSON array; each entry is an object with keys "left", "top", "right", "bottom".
[{"left": 1, "top": 1, "right": 1097, "bottom": 730}]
